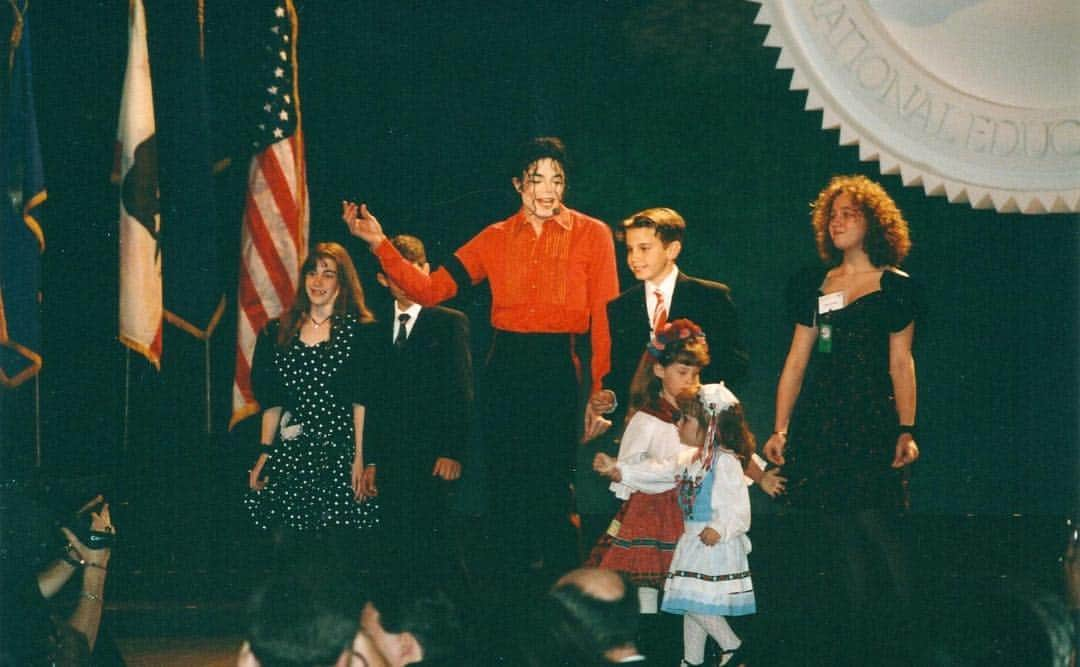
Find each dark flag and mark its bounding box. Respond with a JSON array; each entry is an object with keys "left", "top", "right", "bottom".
[
  {"left": 230, "top": 0, "right": 309, "bottom": 427},
  {"left": 1, "top": 2, "right": 45, "bottom": 389},
  {"left": 151, "top": 2, "right": 224, "bottom": 340}
]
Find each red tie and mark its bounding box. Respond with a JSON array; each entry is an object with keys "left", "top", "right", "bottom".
[{"left": 652, "top": 289, "right": 667, "bottom": 331}]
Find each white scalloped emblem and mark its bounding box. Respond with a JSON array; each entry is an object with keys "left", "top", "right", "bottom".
[{"left": 750, "top": 0, "right": 1080, "bottom": 214}]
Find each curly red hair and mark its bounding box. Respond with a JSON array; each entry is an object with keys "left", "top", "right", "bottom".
[{"left": 810, "top": 175, "right": 911, "bottom": 267}]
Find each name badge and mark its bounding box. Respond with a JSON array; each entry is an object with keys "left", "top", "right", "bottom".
[
  {"left": 818, "top": 291, "right": 845, "bottom": 315},
  {"left": 817, "top": 322, "right": 833, "bottom": 354}
]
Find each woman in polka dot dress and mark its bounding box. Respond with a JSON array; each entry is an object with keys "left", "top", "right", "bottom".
[{"left": 246, "top": 242, "right": 380, "bottom": 532}]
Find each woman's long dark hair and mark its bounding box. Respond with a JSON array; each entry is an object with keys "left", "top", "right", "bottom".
[{"left": 276, "top": 242, "right": 374, "bottom": 347}]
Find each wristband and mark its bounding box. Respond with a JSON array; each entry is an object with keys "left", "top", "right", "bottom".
[
  {"left": 772, "top": 431, "right": 787, "bottom": 439},
  {"left": 85, "top": 529, "right": 115, "bottom": 551},
  {"left": 897, "top": 425, "right": 917, "bottom": 439}
]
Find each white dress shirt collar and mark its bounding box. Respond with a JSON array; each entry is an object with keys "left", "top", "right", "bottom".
[{"left": 393, "top": 302, "right": 423, "bottom": 341}]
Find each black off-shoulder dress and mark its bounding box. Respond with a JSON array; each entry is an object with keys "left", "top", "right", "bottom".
[{"left": 781, "top": 267, "right": 921, "bottom": 513}]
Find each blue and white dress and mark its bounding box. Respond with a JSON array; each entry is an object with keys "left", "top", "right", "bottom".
[{"left": 662, "top": 446, "right": 755, "bottom": 617}]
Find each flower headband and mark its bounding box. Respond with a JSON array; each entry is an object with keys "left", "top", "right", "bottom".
[{"left": 646, "top": 318, "right": 705, "bottom": 359}]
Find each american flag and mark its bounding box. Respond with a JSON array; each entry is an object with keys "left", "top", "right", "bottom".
[{"left": 230, "top": 0, "right": 309, "bottom": 427}]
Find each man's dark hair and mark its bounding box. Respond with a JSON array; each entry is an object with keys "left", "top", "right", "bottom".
[
  {"left": 549, "top": 571, "right": 640, "bottom": 651},
  {"left": 372, "top": 578, "right": 464, "bottom": 662},
  {"left": 245, "top": 559, "right": 366, "bottom": 667},
  {"left": 509, "top": 136, "right": 569, "bottom": 179}
]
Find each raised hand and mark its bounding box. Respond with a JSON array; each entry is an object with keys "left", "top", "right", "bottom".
[{"left": 342, "top": 200, "right": 386, "bottom": 248}]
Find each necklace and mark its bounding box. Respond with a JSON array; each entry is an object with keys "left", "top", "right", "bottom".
[{"left": 308, "top": 313, "right": 332, "bottom": 328}]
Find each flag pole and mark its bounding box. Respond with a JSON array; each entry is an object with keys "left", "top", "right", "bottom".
[
  {"left": 34, "top": 374, "right": 42, "bottom": 467},
  {"left": 204, "top": 337, "right": 212, "bottom": 435},
  {"left": 123, "top": 347, "right": 131, "bottom": 453}
]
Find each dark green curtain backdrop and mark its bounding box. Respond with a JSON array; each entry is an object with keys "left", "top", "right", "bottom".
[{"left": 2, "top": 2, "right": 1076, "bottom": 517}]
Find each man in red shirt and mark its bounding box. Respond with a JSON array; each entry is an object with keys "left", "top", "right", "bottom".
[{"left": 343, "top": 137, "right": 619, "bottom": 575}]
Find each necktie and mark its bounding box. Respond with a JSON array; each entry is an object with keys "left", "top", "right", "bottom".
[
  {"left": 394, "top": 313, "right": 411, "bottom": 349},
  {"left": 652, "top": 289, "right": 667, "bottom": 331}
]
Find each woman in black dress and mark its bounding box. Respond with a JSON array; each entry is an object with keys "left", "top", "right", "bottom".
[
  {"left": 763, "top": 175, "right": 920, "bottom": 665},
  {"left": 246, "top": 242, "right": 379, "bottom": 533}
]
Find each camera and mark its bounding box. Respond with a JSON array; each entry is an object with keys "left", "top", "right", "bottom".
[{"left": 67, "top": 495, "right": 115, "bottom": 551}]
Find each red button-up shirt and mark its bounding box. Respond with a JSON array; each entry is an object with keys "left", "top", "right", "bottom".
[{"left": 372, "top": 207, "right": 619, "bottom": 390}]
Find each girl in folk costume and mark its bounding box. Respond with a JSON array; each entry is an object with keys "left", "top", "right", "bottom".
[
  {"left": 591, "top": 318, "right": 708, "bottom": 614},
  {"left": 663, "top": 383, "right": 756, "bottom": 667}
]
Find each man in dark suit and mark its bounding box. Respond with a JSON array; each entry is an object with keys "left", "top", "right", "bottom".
[
  {"left": 584, "top": 207, "right": 748, "bottom": 443},
  {"left": 365, "top": 234, "right": 473, "bottom": 579}
]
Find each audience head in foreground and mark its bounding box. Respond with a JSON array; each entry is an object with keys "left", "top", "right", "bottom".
[
  {"left": 238, "top": 556, "right": 383, "bottom": 667},
  {"left": 520, "top": 567, "right": 643, "bottom": 665}
]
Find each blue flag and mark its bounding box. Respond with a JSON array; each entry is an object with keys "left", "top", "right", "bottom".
[{"left": 1, "top": 5, "right": 46, "bottom": 389}]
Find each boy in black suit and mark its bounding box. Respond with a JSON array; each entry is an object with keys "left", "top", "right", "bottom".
[
  {"left": 584, "top": 207, "right": 749, "bottom": 442},
  {"left": 366, "top": 234, "right": 473, "bottom": 578}
]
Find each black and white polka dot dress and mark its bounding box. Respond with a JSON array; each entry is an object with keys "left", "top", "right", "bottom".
[{"left": 245, "top": 316, "right": 379, "bottom": 531}]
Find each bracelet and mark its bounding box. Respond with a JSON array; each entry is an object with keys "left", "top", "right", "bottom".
[
  {"left": 772, "top": 431, "right": 788, "bottom": 439},
  {"left": 897, "top": 424, "right": 917, "bottom": 439},
  {"left": 80, "top": 591, "right": 102, "bottom": 602},
  {"left": 85, "top": 561, "right": 107, "bottom": 571}
]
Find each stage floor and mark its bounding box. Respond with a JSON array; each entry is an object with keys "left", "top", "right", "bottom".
[{"left": 114, "top": 636, "right": 239, "bottom": 667}]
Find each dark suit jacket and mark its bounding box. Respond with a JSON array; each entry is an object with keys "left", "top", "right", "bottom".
[
  {"left": 604, "top": 272, "right": 748, "bottom": 427},
  {"left": 365, "top": 305, "right": 473, "bottom": 486}
]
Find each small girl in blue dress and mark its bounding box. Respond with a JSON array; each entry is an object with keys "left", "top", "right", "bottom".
[{"left": 663, "top": 382, "right": 756, "bottom": 667}]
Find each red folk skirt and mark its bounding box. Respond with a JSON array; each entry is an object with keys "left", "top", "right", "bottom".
[{"left": 586, "top": 488, "right": 683, "bottom": 589}]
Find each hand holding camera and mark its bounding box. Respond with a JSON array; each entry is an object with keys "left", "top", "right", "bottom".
[{"left": 61, "top": 498, "right": 116, "bottom": 569}]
